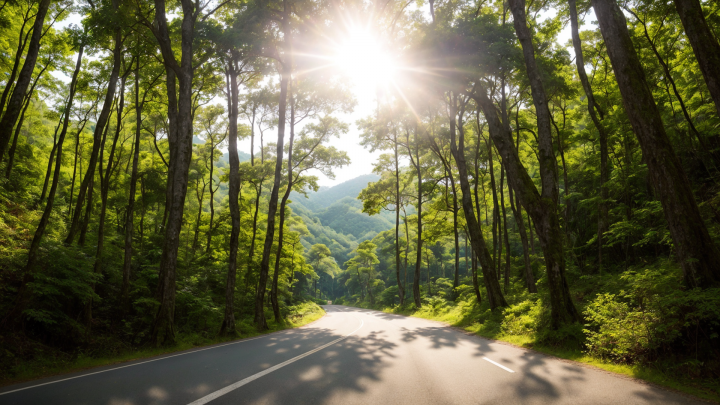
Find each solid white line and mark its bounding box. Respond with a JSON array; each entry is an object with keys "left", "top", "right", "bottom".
[
  {"left": 187, "top": 318, "right": 364, "bottom": 405},
  {"left": 483, "top": 357, "right": 515, "bottom": 373},
  {"left": 0, "top": 328, "right": 309, "bottom": 396}
]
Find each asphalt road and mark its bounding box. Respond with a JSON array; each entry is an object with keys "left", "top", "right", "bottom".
[{"left": 0, "top": 305, "right": 707, "bottom": 405}]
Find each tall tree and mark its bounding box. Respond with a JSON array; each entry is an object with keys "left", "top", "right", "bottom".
[
  {"left": 672, "top": 0, "right": 720, "bottom": 117},
  {"left": 0, "top": 0, "right": 52, "bottom": 163},
  {"left": 592, "top": 0, "right": 720, "bottom": 288},
  {"left": 507, "top": 0, "right": 580, "bottom": 326}
]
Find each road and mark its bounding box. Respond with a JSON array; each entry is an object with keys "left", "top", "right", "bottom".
[{"left": 0, "top": 305, "right": 706, "bottom": 405}]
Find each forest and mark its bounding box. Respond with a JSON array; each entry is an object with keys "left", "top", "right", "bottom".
[{"left": 0, "top": 0, "right": 719, "bottom": 396}]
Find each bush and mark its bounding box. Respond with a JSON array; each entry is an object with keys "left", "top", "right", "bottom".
[{"left": 583, "top": 266, "right": 720, "bottom": 371}]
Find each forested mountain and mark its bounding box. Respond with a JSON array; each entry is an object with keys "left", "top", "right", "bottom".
[
  {"left": 289, "top": 174, "right": 394, "bottom": 264},
  {"left": 293, "top": 173, "right": 379, "bottom": 210},
  {"left": 1, "top": 0, "right": 719, "bottom": 396}
]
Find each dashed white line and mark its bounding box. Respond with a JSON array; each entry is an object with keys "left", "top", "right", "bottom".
[
  {"left": 187, "top": 318, "right": 365, "bottom": 405},
  {"left": 483, "top": 357, "right": 515, "bottom": 373}
]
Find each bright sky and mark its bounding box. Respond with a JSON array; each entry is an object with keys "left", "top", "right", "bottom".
[
  {"left": 55, "top": 5, "right": 589, "bottom": 188},
  {"left": 236, "top": 25, "right": 392, "bottom": 188},
  {"left": 291, "top": 8, "right": 579, "bottom": 187}
]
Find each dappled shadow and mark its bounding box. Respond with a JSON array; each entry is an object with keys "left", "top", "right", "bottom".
[
  {"left": 1, "top": 305, "right": 707, "bottom": 405},
  {"left": 215, "top": 319, "right": 398, "bottom": 404},
  {"left": 346, "top": 307, "right": 409, "bottom": 322},
  {"left": 0, "top": 320, "right": 360, "bottom": 405}
]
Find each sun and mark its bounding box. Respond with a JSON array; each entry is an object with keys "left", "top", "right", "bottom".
[{"left": 332, "top": 26, "right": 397, "bottom": 95}]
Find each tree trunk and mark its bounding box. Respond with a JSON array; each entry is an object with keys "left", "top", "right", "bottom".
[
  {"left": 452, "top": 175, "right": 460, "bottom": 293},
  {"left": 394, "top": 135, "right": 405, "bottom": 305},
  {"left": 475, "top": 84, "right": 581, "bottom": 327},
  {"left": 149, "top": 0, "right": 198, "bottom": 346},
  {"left": 406, "top": 127, "right": 423, "bottom": 308},
  {"left": 205, "top": 142, "right": 216, "bottom": 254},
  {"left": 470, "top": 244, "right": 482, "bottom": 304},
  {"left": 593, "top": 0, "right": 720, "bottom": 288},
  {"left": 0, "top": 8, "right": 33, "bottom": 119},
  {"left": 629, "top": 7, "right": 714, "bottom": 166},
  {"left": 220, "top": 60, "right": 241, "bottom": 337},
  {"left": 673, "top": 0, "right": 720, "bottom": 117},
  {"left": 191, "top": 179, "right": 205, "bottom": 254},
  {"left": 78, "top": 165, "right": 95, "bottom": 247},
  {"left": 0, "top": 0, "right": 51, "bottom": 163},
  {"left": 4, "top": 97, "right": 30, "bottom": 179},
  {"left": 87, "top": 76, "right": 126, "bottom": 327},
  {"left": 505, "top": 0, "right": 580, "bottom": 327},
  {"left": 66, "top": 11, "right": 123, "bottom": 245},
  {"left": 489, "top": 141, "right": 499, "bottom": 274},
  {"left": 500, "top": 165, "right": 511, "bottom": 291},
  {"left": 2, "top": 46, "right": 84, "bottom": 329},
  {"left": 449, "top": 95, "right": 507, "bottom": 309},
  {"left": 509, "top": 179, "right": 537, "bottom": 293},
  {"left": 6, "top": 59, "right": 47, "bottom": 179},
  {"left": 255, "top": 0, "right": 290, "bottom": 329},
  {"left": 271, "top": 78, "right": 295, "bottom": 324},
  {"left": 39, "top": 121, "right": 61, "bottom": 205},
  {"left": 121, "top": 58, "right": 143, "bottom": 316},
  {"left": 240, "top": 179, "right": 263, "bottom": 315}
]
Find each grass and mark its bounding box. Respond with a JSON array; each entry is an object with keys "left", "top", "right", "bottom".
[
  {"left": 374, "top": 301, "right": 720, "bottom": 404},
  {"left": 0, "top": 302, "right": 325, "bottom": 388}
]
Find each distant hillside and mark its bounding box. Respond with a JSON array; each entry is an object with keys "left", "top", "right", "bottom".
[
  {"left": 294, "top": 174, "right": 380, "bottom": 211},
  {"left": 315, "top": 197, "right": 393, "bottom": 241},
  {"left": 220, "top": 151, "right": 251, "bottom": 163},
  {"left": 288, "top": 174, "right": 394, "bottom": 265}
]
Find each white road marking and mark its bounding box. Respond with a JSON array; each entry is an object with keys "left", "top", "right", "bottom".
[
  {"left": 0, "top": 326, "right": 316, "bottom": 396},
  {"left": 187, "top": 318, "right": 365, "bottom": 405},
  {"left": 483, "top": 357, "right": 515, "bottom": 373}
]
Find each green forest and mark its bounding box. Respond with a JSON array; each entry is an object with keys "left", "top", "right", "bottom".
[{"left": 1, "top": 0, "right": 719, "bottom": 397}]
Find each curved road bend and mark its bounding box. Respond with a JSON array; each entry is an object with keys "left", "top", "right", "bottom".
[{"left": 0, "top": 305, "right": 706, "bottom": 405}]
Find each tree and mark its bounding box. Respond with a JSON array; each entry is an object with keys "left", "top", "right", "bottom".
[{"left": 593, "top": 0, "right": 720, "bottom": 289}]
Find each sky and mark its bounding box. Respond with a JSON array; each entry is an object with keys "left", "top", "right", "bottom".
[{"left": 53, "top": 5, "right": 591, "bottom": 188}]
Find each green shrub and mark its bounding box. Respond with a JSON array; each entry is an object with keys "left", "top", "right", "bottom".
[
  {"left": 501, "top": 299, "right": 543, "bottom": 336},
  {"left": 583, "top": 266, "right": 720, "bottom": 370}
]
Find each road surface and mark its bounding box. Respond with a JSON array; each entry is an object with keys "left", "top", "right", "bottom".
[{"left": 0, "top": 305, "right": 706, "bottom": 404}]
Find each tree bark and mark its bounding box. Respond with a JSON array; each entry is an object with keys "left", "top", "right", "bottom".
[
  {"left": 6, "top": 60, "right": 47, "bottom": 179},
  {"left": 470, "top": 243, "right": 482, "bottom": 304},
  {"left": 66, "top": 9, "right": 123, "bottom": 245},
  {"left": 500, "top": 165, "right": 511, "bottom": 291},
  {"left": 2, "top": 46, "right": 84, "bottom": 329},
  {"left": 121, "top": 58, "right": 144, "bottom": 315},
  {"left": 0, "top": 0, "right": 51, "bottom": 162},
  {"left": 505, "top": 0, "right": 580, "bottom": 327},
  {"left": 149, "top": 0, "right": 199, "bottom": 346},
  {"left": 672, "top": 0, "right": 720, "bottom": 117},
  {"left": 394, "top": 134, "right": 405, "bottom": 305},
  {"left": 448, "top": 94, "right": 507, "bottom": 309},
  {"left": 39, "top": 120, "right": 61, "bottom": 205},
  {"left": 87, "top": 76, "right": 126, "bottom": 327},
  {"left": 567, "top": 2, "right": 611, "bottom": 269},
  {"left": 220, "top": 60, "right": 241, "bottom": 337},
  {"left": 406, "top": 127, "right": 423, "bottom": 308},
  {"left": 271, "top": 79, "right": 295, "bottom": 324},
  {"left": 0, "top": 7, "right": 33, "bottom": 119},
  {"left": 255, "top": 0, "right": 290, "bottom": 329},
  {"left": 593, "top": 0, "right": 720, "bottom": 288}
]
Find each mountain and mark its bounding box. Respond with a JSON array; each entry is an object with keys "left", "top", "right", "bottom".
[
  {"left": 220, "top": 151, "right": 251, "bottom": 163},
  {"left": 288, "top": 174, "right": 394, "bottom": 265},
  {"left": 295, "top": 174, "right": 380, "bottom": 211}
]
